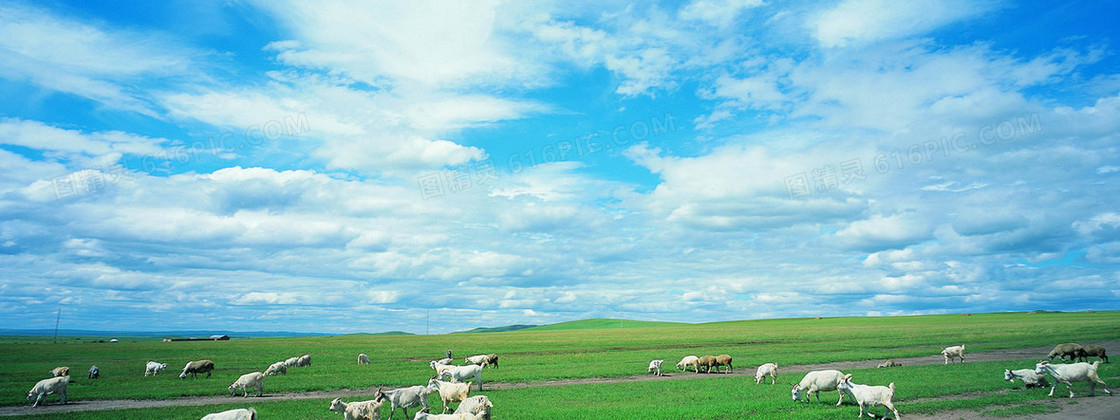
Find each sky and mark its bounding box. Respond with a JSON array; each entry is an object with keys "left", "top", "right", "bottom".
[{"left": 1, "top": 0, "right": 1118, "bottom": 334}]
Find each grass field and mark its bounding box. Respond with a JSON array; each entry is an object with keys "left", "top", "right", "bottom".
[{"left": 2, "top": 311, "right": 1117, "bottom": 419}]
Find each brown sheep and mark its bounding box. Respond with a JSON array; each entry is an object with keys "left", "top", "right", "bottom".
[
  {"left": 1048, "top": 343, "right": 1085, "bottom": 362},
  {"left": 697, "top": 355, "right": 717, "bottom": 373},
  {"left": 713, "top": 354, "right": 733, "bottom": 373},
  {"left": 1082, "top": 345, "right": 1109, "bottom": 363},
  {"left": 180, "top": 360, "right": 215, "bottom": 379}
]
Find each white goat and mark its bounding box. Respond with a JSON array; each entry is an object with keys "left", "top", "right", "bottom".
[
  {"left": 358, "top": 353, "right": 370, "bottom": 365},
  {"left": 835, "top": 374, "right": 900, "bottom": 419},
  {"left": 1004, "top": 368, "right": 1050, "bottom": 389},
  {"left": 284, "top": 356, "right": 301, "bottom": 367},
  {"left": 145, "top": 361, "right": 167, "bottom": 376},
  {"left": 298, "top": 354, "right": 312, "bottom": 367},
  {"left": 648, "top": 359, "right": 664, "bottom": 376},
  {"left": 428, "top": 377, "right": 471, "bottom": 413},
  {"left": 439, "top": 365, "right": 484, "bottom": 391},
  {"left": 453, "top": 395, "right": 492, "bottom": 419},
  {"left": 941, "top": 345, "right": 965, "bottom": 364},
  {"left": 754, "top": 363, "right": 778, "bottom": 384},
  {"left": 26, "top": 376, "right": 68, "bottom": 407},
  {"left": 228, "top": 372, "right": 264, "bottom": 397},
  {"left": 265, "top": 361, "right": 287, "bottom": 376},
  {"left": 201, "top": 408, "right": 258, "bottom": 420},
  {"left": 377, "top": 385, "right": 432, "bottom": 420},
  {"left": 330, "top": 397, "right": 383, "bottom": 420},
  {"left": 430, "top": 361, "right": 455, "bottom": 377},
  {"left": 792, "top": 370, "right": 847, "bottom": 405},
  {"left": 676, "top": 355, "right": 699, "bottom": 372},
  {"left": 1035, "top": 361, "right": 1111, "bottom": 398}
]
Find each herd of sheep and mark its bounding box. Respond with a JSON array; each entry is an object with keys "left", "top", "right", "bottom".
[{"left": 22, "top": 341, "right": 1112, "bottom": 419}]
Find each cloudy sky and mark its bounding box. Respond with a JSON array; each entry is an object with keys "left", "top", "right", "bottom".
[{"left": 1, "top": 0, "right": 1118, "bottom": 334}]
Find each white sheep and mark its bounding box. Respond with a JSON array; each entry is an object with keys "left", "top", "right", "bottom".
[
  {"left": 1035, "top": 360, "right": 1111, "bottom": 398},
  {"left": 297, "top": 354, "right": 312, "bottom": 367},
  {"left": 648, "top": 359, "right": 664, "bottom": 376},
  {"left": 754, "top": 363, "right": 778, "bottom": 384},
  {"left": 265, "top": 361, "right": 287, "bottom": 376},
  {"left": 228, "top": 372, "right": 265, "bottom": 397},
  {"left": 145, "top": 361, "right": 167, "bottom": 376},
  {"left": 792, "top": 369, "right": 847, "bottom": 405},
  {"left": 201, "top": 408, "right": 258, "bottom": 420},
  {"left": 676, "top": 355, "right": 699, "bottom": 372},
  {"left": 1004, "top": 368, "right": 1050, "bottom": 389},
  {"left": 941, "top": 345, "right": 965, "bottom": 364},
  {"left": 428, "top": 377, "right": 471, "bottom": 413},
  {"left": 877, "top": 360, "right": 902, "bottom": 368},
  {"left": 453, "top": 395, "right": 492, "bottom": 420},
  {"left": 26, "top": 376, "right": 68, "bottom": 407},
  {"left": 284, "top": 356, "right": 301, "bottom": 367},
  {"left": 376, "top": 385, "right": 432, "bottom": 420},
  {"left": 49, "top": 366, "right": 69, "bottom": 377},
  {"left": 433, "top": 358, "right": 453, "bottom": 366},
  {"left": 439, "top": 364, "right": 484, "bottom": 391},
  {"left": 358, "top": 353, "right": 370, "bottom": 365},
  {"left": 330, "top": 397, "right": 383, "bottom": 420},
  {"left": 835, "top": 374, "right": 900, "bottom": 419}
]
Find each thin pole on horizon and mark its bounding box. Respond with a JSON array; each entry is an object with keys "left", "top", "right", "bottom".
[{"left": 53, "top": 307, "right": 61, "bottom": 344}]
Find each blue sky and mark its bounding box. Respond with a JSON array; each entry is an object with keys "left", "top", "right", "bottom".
[{"left": 1, "top": 0, "right": 1118, "bottom": 334}]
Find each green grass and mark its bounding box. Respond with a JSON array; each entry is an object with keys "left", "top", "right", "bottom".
[
  {"left": 2, "top": 311, "right": 1117, "bottom": 417},
  {"left": 521, "top": 318, "right": 688, "bottom": 331}
]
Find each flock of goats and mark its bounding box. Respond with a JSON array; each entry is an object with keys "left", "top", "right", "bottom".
[{"left": 21, "top": 342, "right": 1111, "bottom": 419}]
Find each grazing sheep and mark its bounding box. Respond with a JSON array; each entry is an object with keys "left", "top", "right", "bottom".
[
  {"left": 453, "top": 395, "right": 492, "bottom": 420},
  {"left": 464, "top": 354, "right": 499, "bottom": 369},
  {"left": 179, "top": 360, "right": 215, "bottom": 379},
  {"left": 284, "top": 356, "right": 301, "bottom": 367},
  {"left": 145, "top": 361, "right": 167, "bottom": 376},
  {"left": 1004, "top": 369, "right": 1050, "bottom": 389},
  {"left": 676, "top": 355, "right": 700, "bottom": 372},
  {"left": 228, "top": 372, "right": 264, "bottom": 397},
  {"left": 88, "top": 365, "right": 99, "bottom": 379},
  {"left": 297, "top": 354, "right": 312, "bottom": 367},
  {"left": 1082, "top": 345, "right": 1109, "bottom": 363},
  {"left": 648, "top": 360, "right": 664, "bottom": 376},
  {"left": 877, "top": 360, "right": 902, "bottom": 368},
  {"left": 428, "top": 377, "right": 471, "bottom": 413},
  {"left": 377, "top": 385, "right": 432, "bottom": 420},
  {"left": 1035, "top": 360, "right": 1111, "bottom": 398},
  {"left": 265, "top": 361, "right": 287, "bottom": 376},
  {"left": 835, "top": 374, "right": 900, "bottom": 419},
  {"left": 1048, "top": 343, "right": 1086, "bottom": 362},
  {"left": 754, "top": 363, "right": 778, "bottom": 384},
  {"left": 329, "top": 397, "right": 383, "bottom": 420},
  {"left": 713, "top": 354, "right": 733, "bottom": 373},
  {"left": 26, "top": 376, "right": 68, "bottom": 407},
  {"left": 941, "top": 345, "right": 965, "bottom": 364},
  {"left": 49, "top": 367, "right": 69, "bottom": 377},
  {"left": 697, "top": 355, "right": 717, "bottom": 373},
  {"left": 358, "top": 353, "right": 370, "bottom": 365},
  {"left": 439, "top": 365, "right": 484, "bottom": 391},
  {"left": 792, "top": 370, "right": 847, "bottom": 405},
  {"left": 202, "top": 408, "right": 258, "bottom": 420}
]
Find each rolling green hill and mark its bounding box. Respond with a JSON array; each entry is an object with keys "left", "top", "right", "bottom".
[{"left": 523, "top": 317, "right": 689, "bottom": 331}]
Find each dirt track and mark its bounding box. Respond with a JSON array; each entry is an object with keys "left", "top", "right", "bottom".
[{"left": 3, "top": 339, "right": 1117, "bottom": 417}]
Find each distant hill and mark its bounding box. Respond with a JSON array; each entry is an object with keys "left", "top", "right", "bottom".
[
  {"left": 524, "top": 318, "right": 687, "bottom": 331},
  {"left": 452, "top": 324, "right": 538, "bottom": 334}
]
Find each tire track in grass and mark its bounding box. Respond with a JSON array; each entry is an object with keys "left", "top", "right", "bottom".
[{"left": 3, "top": 339, "right": 1117, "bottom": 417}]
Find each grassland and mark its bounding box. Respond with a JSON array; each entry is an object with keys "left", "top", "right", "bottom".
[{"left": 2, "top": 311, "right": 1117, "bottom": 419}]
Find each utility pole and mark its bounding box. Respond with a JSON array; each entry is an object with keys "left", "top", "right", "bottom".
[{"left": 53, "top": 307, "right": 61, "bottom": 344}]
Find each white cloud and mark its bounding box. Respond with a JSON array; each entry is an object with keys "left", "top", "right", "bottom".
[
  {"left": 811, "top": 0, "right": 997, "bottom": 48},
  {"left": 679, "top": 0, "right": 766, "bottom": 28}
]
